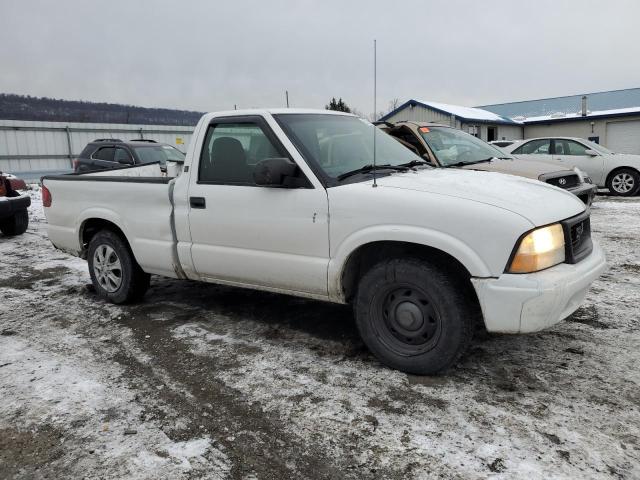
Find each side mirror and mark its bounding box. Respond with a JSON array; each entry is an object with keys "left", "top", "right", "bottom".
[
  {"left": 117, "top": 158, "right": 133, "bottom": 165},
  {"left": 584, "top": 149, "right": 598, "bottom": 156},
  {"left": 253, "top": 158, "right": 300, "bottom": 187}
]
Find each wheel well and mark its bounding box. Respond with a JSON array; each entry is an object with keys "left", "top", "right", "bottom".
[
  {"left": 606, "top": 166, "right": 640, "bottom": 185},
  {"left": 341, "top": 241, "right": 477, "bottom": 304},
  {"left": 80, "top": 218, "right": 129, "bottom": 259}
]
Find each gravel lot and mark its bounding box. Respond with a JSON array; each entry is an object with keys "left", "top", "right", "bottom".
[{"left": 1, "top": 188, "right": 639, "bottom": 479}]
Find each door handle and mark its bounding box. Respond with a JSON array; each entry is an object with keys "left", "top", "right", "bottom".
[{"left": 190, "top": 197, "right": 206, "bottom": 209}]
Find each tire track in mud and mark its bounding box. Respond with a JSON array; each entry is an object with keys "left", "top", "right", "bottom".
[{"left": 107, "top": 284, "right": 404, "bottom": 480}]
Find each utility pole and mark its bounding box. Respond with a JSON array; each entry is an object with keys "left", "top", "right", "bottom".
[{"left": 286, "top": 90, "right": 289, "bottom": 108}]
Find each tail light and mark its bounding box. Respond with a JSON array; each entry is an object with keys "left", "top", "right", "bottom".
[
  {"left": 0, "top": 177, "right": 6, "bottom": 197},
  {"left": 42, "top": 185, "right": 52, "bottom": 207}
]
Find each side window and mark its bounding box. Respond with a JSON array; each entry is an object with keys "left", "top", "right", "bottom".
[
  {"left": 564, "top": 140, "right": 589, "bottom": 156},
  {"left": 93, "top": 147, "right": 115, "bottom": 161},
  {"left": 198, "top": 122, "right": 288, "bottom": 184},
  {"left": 513, "top": 139, "right": 551, "bottom": 155},
  {"left": 114, "top": 148, "right": 133, "bottom": 164}
]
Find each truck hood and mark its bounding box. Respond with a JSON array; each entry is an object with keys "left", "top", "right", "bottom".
[
  {"left": 461, "top": 157, "right": 575, "bottom": 179},
  {"left": 375, "top": 168, "right": 585, "bottom": 226}
]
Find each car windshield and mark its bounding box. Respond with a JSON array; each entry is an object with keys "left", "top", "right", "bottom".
[
  {"left": 133, "top": 145, "right": 185, "bottom": 165},
  {"left": 419, "top": 127, "right": 510, "bottom": 166},
  {"left": 583, "top": 140, "right": 614, "bottom": 155},
  {"left": 274, "top": 114, "right": 423, "bottom": 181}
]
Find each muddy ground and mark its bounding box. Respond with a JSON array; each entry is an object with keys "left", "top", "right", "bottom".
[{"left": 0, "top": 188, "right": 638, "bottom": 479}]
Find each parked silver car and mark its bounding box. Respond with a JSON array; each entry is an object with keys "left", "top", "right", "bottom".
[
  {"left": 377, "top": 122, "right": 596, "bottom": 205},
  {"left": 503, "top": 137, "right": 640, "bottom": 196}
]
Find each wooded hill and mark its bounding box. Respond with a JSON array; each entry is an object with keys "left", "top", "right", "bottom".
[{"left": 0, "top": 93, "right": 203, "bottom": 126}]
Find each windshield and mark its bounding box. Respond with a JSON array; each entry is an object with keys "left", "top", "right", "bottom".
[
  {"left": 274, "top": 114, "right": 423, "bottom": 181},
  {"left": 133, "top": 145, "right": 185, "bottom": 165},
  {"left": 419, "top": 127, "right": 509, "bottom": 166},
  {"left": 584, "top": 139, "right": 613, "bottom": 155}
]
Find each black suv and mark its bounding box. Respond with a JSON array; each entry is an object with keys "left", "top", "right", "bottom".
[{"left": 74, "top": 139, "right": 185, "bottom": 172}]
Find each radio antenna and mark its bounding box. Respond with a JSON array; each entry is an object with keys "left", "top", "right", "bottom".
[{"left": 372, "top": 39, "right": 378, "bottom": 188}]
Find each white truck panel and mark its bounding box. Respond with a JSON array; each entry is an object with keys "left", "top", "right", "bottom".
[
  {"left": 45, "top": 178, "right": 177, "bottom": 277},
  {"left": 42, "top": 108, "right": 606, "bottom": 349}
]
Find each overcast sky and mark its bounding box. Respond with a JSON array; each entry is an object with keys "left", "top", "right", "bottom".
[{"left": 1, "top": 0, "right": 639, "bottom": 116}]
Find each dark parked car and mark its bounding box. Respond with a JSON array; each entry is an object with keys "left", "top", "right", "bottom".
[
  {"left": 74, "top": 139, "right": 185, "bottom": 172},
  {"left": 0, "top": 172, "right": 30, "bottom": 236}
]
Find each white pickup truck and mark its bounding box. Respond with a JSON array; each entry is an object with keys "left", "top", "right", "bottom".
[{"left": 42, "top": 109, "right": 606, "bottom": 374}]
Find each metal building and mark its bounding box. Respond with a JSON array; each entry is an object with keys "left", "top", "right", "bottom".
[
  {"left": 379, "top": 99, "right": 523, "bottom": 143},
  {"left": 0, "top": 120, "right": 195, "bottom": 180},
  {"left": 479, "top": 87, "right": 640, "bottom": 154}
]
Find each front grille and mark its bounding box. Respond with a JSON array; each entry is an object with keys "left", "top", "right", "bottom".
[
  {"left": 546, "top": 174, "right": 580, "bottom": 189},
  {"left": 562, "top": 212, "right": 592, "bottom": 263}
]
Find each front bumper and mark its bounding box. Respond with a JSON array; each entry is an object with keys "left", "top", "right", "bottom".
[
  {"left": 567, "top": 183, "right": 597, "bottom": 206},
  {"left": 0, "top": 194, "right": 31, "bottom": 220},
  {"left": 471, "top": 241, "right": 607, "bottom": 333}
]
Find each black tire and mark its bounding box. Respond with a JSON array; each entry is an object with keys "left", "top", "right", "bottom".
[
  {"left": 0, "top": 209, "right": 29, "bottom": 236},
  {"left": 354, "top": 258, "right": 474, "bottom": 375},
  {"left": 87, "top": 230, "right": 150, "bottom": 304},
  {"left": 606, "top": 168, "right": 640, "bottom": 196}
]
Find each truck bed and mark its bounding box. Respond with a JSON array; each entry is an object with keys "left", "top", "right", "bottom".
[{"left": 42, "top": 163, "right": 180, "bottom": 278}]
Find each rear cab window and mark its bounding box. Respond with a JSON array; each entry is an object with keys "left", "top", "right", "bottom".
[{"left": 133, "top": 145, "right": 185, "bottom": 166}]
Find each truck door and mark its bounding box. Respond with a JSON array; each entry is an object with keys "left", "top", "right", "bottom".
[{"left": 186, "top": 116, "right": 330, "bottom": 297}]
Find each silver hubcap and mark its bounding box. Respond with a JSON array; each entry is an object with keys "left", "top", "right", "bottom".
[
  {"left": 612, "top": 173, "right": 635, "bottom": 193},
  {"left": 93, "top": 245, "right": 122, "bottom": 293}
]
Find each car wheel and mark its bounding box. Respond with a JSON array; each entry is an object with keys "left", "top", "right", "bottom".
[
  {"left": 354, "top": 258, "right": 474, "bottom": 375},
  {"left": 607, "top": 168, "right": 640, "bottom": 196},
  {"left": 88, "top": 230, "right": 150, "bottom": 304},
  {"left": 0, "top": 209, "right": 29, "bottom": 236}
]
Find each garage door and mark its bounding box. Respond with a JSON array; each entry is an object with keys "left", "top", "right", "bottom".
[{"left": 606, "top": 120, "right": 640, "bottom": 154}]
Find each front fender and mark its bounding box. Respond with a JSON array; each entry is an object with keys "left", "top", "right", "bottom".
[{"left": 328, "top": 225, "right": 492, "bottom": 301}]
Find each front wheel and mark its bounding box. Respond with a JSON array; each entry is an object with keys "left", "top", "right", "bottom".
[
  {"left": 354, "top": 258, "right": 474, "bottom": 375},
  {"left": 88, "top": 230, "right": 150, "bottom": 304},
  {"left": 607, "top": 168, "right": 640, "bottom": 196},
  {"left": 0, "top": 209, "right": 28, "bottom": 236}
]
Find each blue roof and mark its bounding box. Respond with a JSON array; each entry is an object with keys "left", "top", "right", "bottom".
[{"left": 477, "top": 87, "right": 640, "bottom": 118}]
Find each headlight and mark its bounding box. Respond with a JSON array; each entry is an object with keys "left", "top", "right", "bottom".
[{"left": 508, "top": 224, "right": 565, "bottom": 273}]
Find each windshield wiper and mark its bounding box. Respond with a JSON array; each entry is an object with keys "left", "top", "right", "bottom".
[
  {"left": 397, "top": 159, "right": 431, "bottom": 168},
  {"left": 444, "top": 157, "right": 495, "bottom": 168},
  {"left": 337, "top": 164, "right": 409, "bottom": 181}
]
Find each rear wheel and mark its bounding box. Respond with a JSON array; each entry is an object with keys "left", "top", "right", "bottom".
[
  {"left": 607, "top": 168, "right": 640, "bottom": 196},
  {"left": 88, "top": 230, "right": 150, "bottom": 304},
  {"left": 0, "top": 209, "right": 28, "bottom": 236},
  {"left": 354, "top": 258, "right": 474, "bottom": 375}
]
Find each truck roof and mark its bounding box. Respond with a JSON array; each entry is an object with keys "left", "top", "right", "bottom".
[{"left": 202, "top": 108, "right": 356, "bottom": 118}]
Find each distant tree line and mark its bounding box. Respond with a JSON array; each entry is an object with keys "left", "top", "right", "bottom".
[
  {"left": 325, "top": 97, "right": 352, "bottom": 113},
  {"left": 326, "top": 97, "right": 400, "bottom": 121},
  {"left": 0, "top": 93, "right": 204, "bottom": 126}
]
